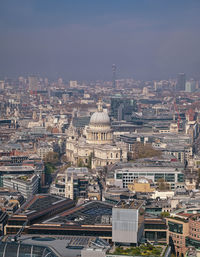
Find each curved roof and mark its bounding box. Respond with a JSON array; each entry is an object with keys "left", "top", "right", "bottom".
[{"left": 90, "top": 111, "right": 110, "bottom": 126}]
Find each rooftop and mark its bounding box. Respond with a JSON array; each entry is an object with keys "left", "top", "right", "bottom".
[
  {"left": 12, "top": 194, "right": 74, "bottom": 220},
  {"left": 1, "top": 235, "right": 109, "bottom": 257},
  {"left": 114, "top": 200, "right": 144, "bottom": 210},
  {"left": 0, "top": 166, "right": 35, "bottom": 172},
  {"left": 44, "top": 201, "right": 113, "bottom": 226}
]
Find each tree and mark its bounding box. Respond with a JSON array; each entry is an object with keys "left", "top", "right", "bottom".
[
  {"left": 128, "top": 142, "right": 162, "bottom": 161},
  {"left": 157, "top": 178, "right": 170, "bottom": 191},
  {"left": 161, "top": 211, "right": 170, "bottom": 218},
  {"left": 46, "top": 126, "right": 53, "bottom": 132},
  {"left": 87, "top": 153, "right": 92, "bottom": 169},
  {"left": 44, "top": 162, "right": 55, "bottom": 184},
  {"left": 78, "top": 158, "right": 84, "bottom": 167},
  {"left": 44, "top": 151, "right": 59, "bottom": 164}
]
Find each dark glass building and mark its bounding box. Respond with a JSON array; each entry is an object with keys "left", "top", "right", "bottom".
[{"left": 177, "top": 73, "right": 186, "bottom": 91}]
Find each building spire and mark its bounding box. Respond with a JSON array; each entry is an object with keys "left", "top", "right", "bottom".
[{"left": 97, "top": 98, "right": 103, "bottom": 112}]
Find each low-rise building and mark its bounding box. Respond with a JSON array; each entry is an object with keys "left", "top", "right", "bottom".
[{"left": 114, "top": 163, "right": 184, "bottom": 190}]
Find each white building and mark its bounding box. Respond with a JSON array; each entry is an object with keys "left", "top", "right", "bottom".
[
  {"left": 114, "top": 164, "right": 185, "bottom": 190},
  {"left": 3, "top": 174, "right": 39, "bottom": 199},
  {"left": 66, "top": 100, "right": 127, "bottom": 169},
  {"left": 112, "top": 200, "right": 144, "bottom": 244}
]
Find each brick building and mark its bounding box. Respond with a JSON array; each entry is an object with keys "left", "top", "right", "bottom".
[{"left": 166, "top": 213, "right": 200, "bottom": 256}]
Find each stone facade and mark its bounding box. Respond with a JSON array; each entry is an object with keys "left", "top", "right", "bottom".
[{"left": 66, "top": 100, "right": 127, "bottom": 169}]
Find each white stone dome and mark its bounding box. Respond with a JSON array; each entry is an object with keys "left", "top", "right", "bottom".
[{"left": 90, "top": 111, "right": 110, "bottom": 126}]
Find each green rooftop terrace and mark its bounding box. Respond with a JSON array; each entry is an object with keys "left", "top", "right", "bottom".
[{"left": 109, "top": 244, "right": 163, "bottom": 256}]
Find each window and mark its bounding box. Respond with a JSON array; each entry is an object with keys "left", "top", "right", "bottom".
[
  {"left": 116, "top": 173, "right": 122, "bottom": 179},
  {"left": 186, "top": 237, "right": 200, "bottom": 249},
  {"left": 168, "top": 221, "right": 183, "bottom": 234}
]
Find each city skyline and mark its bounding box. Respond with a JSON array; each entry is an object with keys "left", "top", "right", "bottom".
[{"left": 1, "top": 0, "right": 200, "bottom": 80}]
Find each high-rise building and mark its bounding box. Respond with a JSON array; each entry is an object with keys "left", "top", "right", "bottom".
[
  {"left": 185, "top": 80, "right": 196, "bottom": 93},
  {"left": 28, "top": 76, "right": 38, "bottom": 90},
  {"left": 110, "top": 96, "right": 137, "bottom": 121},
  {"left": 176, "top": 73, "right": 186, "bottom": 91}
]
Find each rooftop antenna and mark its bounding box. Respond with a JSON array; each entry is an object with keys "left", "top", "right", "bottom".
[{"left": 112, "top": 64, "right": 116, "bottom": 88}]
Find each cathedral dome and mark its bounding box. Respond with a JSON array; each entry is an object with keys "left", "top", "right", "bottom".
[
  {"left": 89, "top": 99, "right": 110, "bottom": 126},
  {"left": 90, "top": 111, "right": 110, "bottom": 126}
]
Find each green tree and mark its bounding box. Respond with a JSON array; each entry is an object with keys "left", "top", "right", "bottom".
[
  {"left": 78, "top": 158, "right": 84, "bottom": 167},
  {"left": 161, "top": 211, "right": 170, "bottom": 218},
  {"left": 44, "top": 151, "right": 59, "bottom": 164},
  {"left": 157, "top": 178, "right": 170, "bottom": 191},
  {"left": 128, "top": 142, "right": 161, "bottom": 161}
]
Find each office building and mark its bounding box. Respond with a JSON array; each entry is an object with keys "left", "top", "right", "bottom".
[
  {"left": 3, "top": 174, "right": 39, "bottom": 199},
  {"left": 185, "top": 80, "right": 196, "bottom": 93},
  {"left": 166, "top": 207, "right": 200, "bottom": 256},
  {"left": 112, "top": 200, "right": 144, "bottom": 245},
  {"left": 65, "top": 167, "right": 89, "bottom": 199},
  {"left": 110, "top": 96, "right": 137, "bottom": 121},
  {"left": 114, "top": 163, "right": 184, "bottom": 190},
  {"left": 28, "top": 76, "right": 38, "bottom": 91},
  {"left": 176, "top": 73, "right": 186, "bottom": 91},
  {"left": 0, "top": 166, "right": 35, "bottom": 187}
]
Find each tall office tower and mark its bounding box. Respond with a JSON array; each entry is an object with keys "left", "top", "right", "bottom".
[
  {"left": 28, "top": 76, "right": 38, "bottom": 91},
  {"left": 112, "top": 64, "right": 116, "bottom": 88},
  {"left": 177, "top": 73, "right": 186, "bottom": 91},
  {"left": 110, "top": 96, "right": 137, "bottom": 121}
]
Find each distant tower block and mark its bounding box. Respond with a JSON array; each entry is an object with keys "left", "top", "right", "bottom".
[
  {"left": 28, "top": 76, "right": 38, "bottom": 91},
  {"left": 112, "top": 64, "right": 116, "bottom": 88},
  {"left": 70, "top": 80, "right": 78, "bottom": 88}
]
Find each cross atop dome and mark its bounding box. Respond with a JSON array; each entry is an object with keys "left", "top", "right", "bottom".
[{"left": 97, "top": 98, "right": 103, "bottom": 112}]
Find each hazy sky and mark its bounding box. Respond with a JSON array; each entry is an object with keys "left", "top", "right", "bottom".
[{"left": 1, "top": 0, "right": 200, "bottom": 81}]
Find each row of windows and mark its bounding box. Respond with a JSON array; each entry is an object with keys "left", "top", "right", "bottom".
[
  {"left": 186, "top": 237, "right": 200, "bottom": 249},
  {"left": 191, "top": 228, "right": 200, "bottom": 232},
  {"left": 169, "top": 233, "right": 183, "bottom": 239},
  {"left": 190, "top": 233, "right": 200, "bottom": 238},
  {"left": 116, "top": 173, "right": 183, "bottom": 181},
  {"left": 168, "top": 221, "right": 183, "bottom": 234},
  {"left": 173, "top": 240, "right": 183, "bottom": 245}
]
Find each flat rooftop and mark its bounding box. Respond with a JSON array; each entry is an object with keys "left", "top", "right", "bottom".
[
  {"left": 0, "top": 166, "right": 35, "bottom": 172},
  {"left": 114, "top": 200, "right": 144, "bottom": 210}
]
